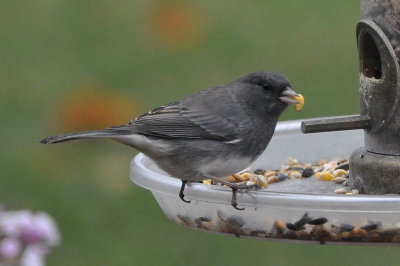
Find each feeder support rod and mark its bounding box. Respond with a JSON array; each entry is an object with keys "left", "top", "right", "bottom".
[{"left": 301, "top": 115, "right": 371, "bottom": 133}]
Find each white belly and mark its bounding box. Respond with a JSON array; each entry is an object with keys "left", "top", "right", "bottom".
[{"left": 197, "top": 156, "right": 253, "bottom": 178}]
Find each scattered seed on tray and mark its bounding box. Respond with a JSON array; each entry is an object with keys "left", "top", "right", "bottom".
[
  {"left": 172, "top": 212, "right": 400, "bottom": 244},
  {"left": 362, "top": 222, "right": 381, "bottom": 231},
  {"left": 334, "top": 188, "right": 348, "bottom": 194},
  {"left": 302, "top": 167, "right": 314, "bottom": 178},
  {"left": 202, "top": 157, "right": 351, "bottom": 194},
  {"left": 171, "top": 158, "right": 400, "bottom": 243}
]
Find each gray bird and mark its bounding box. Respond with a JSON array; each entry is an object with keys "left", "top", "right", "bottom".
[{"left": 40, "top": 71, "right": 299, "bottom": 210}]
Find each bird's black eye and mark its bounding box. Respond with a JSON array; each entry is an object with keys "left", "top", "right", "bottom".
[{"left": 262, "top": 83, "right": 272, "bottom": 92}]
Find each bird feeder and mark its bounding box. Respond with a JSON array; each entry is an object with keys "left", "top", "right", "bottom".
[
  {"left": 302, "top": 0, "right": 400, "bottom": 194},
  {"left": 130, "top": 0, "right": 400, "bottom": 244}
]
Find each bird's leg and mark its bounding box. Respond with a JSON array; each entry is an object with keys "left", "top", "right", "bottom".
[
  {"left": 179, "top": 180, "right": 191, "bottom": 203},
  {"left": 230, "top": 188, "right": 244, "bottom": 210},
  {"left": 204, "top": 174, "right": 255, "bottom": 210}
]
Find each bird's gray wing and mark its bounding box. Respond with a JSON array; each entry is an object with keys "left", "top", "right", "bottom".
[
  {"left": 178, "top": 86, "right": 248, "bottom": 141},
  {"left": 107, "top": 99, "right": 240, "bottom": 141}
]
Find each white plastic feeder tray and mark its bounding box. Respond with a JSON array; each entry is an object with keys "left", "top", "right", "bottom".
[{"left": 130, "top": 119, "right": 400, "bottom": 244}]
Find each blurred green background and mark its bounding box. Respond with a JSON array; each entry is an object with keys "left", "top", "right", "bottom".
[{"left": 2, "top": 0, "right": 399, "bottom": 265}]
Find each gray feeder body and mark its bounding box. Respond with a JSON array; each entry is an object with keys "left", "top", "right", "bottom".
[{"left": 301, "top": 0, "right": 400, "bottom": 194}]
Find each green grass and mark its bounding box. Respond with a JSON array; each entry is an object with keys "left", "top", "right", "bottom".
[{"left": 2, "top": 1, "right": 399, "bottom": 265}]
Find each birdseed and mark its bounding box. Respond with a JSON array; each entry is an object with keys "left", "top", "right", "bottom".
[
  {"left": 293, "top": 94, "right": 305, "bottom": 112},
  {"left": 202, "top": 157, "right": 351, "bottom": 194},
  {"left": 177, "top": 157, "right": 400, "bottom": 243},
  {"left": 171, "top": 211, "right": 400, "bottom": 244}
]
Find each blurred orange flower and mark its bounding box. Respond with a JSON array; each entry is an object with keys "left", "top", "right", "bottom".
[
  {"left": 58, "top": 86, "right": 139, "bottom": 132},
  {"left": 147, "top": 1, "right": 204, "bottom": 48}
]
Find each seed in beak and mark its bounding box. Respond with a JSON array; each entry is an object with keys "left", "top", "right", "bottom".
[{"left": 293, "top": 94, "right": 305, "bottom": 112}]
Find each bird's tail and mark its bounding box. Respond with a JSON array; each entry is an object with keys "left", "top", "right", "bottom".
[{"left": 39, "top": 128, "right": 129, "bottom": 144}]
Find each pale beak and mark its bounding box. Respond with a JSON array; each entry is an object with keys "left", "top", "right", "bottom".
[{"left": 279, "top": 87, "right": 299, "bottom": 104}]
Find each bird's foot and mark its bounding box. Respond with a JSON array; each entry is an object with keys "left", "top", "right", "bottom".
[
  {"left": 204, "top": 174, "right": 255, "bottom": 210},
  {"left": 231, "top": 188, "right": 244, "bottom": 210},
  {"left": 179, "top": 180, "right": 191, "bottom": 203}
]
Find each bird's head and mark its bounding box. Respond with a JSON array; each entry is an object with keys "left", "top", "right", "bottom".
[{"left": 237, "top": 71, "right": 302, "bottom": 115}]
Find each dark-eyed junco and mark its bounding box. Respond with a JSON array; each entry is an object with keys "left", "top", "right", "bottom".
[{"left": 40, "top": 71, "right": 301, "bottom": 210}]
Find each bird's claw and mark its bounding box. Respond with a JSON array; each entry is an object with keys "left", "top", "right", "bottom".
[
  {"left": 204, "top": 174, "right": 254, "bottom": 210},
  {"left": 231, "top": 187, "right": 245, "bottom": 210},
  {"left": 232, "top": 205, "right": 245, "bottom": 211},
  {"left": 179, "top": 194, "right": 191, "bottom": 203},
  {"left": 179, "top": 180, "right": 191, "bottom": 203}
]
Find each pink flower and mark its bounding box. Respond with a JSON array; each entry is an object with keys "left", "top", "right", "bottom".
[
  {"left": 0, "top": 210, "right": 61, "bottom": 266},
  {"left": 0, "top": 238, "right": 21, "bottom": 258},
  {"left": 20, "top": 245, "right": 47, "bottom": 266},
  {"left": 0, "top": 211, "right": 60, "bottom": 247}
]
